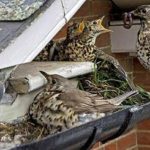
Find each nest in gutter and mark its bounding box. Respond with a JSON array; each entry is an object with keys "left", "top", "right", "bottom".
[
  {"left": 78, "top": 59, "right": 150, "bottom": 105},
  {"left": 0, "top": 121, "right": 49, "bottom": 149},
  {"left": 1, "top": 60, "right": 150, "bottom": 149}
]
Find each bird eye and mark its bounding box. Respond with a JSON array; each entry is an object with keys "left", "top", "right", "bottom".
[
  {"left": 88, "top": 26, "right": 92, "bottom": 31},
  {"left": 142, "top": 9, "right": 146, "bottom": 13},
  {"left": 93, "top": 21, "right": 97, "bottom": 25},
  {"left": 74, "top": 26, "right": 77, "bottom": 29},
  {"left": 52, "top": 79, "right": 56, "bottom": 84}
]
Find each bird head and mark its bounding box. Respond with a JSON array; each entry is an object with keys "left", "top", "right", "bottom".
[
  {"left": 40, "top": 71, "right": 53, "bottom": 83},
  {"left": 67, "top": 22, "right": 84, "bottom": 40},
  {"left": 131, "top": 5, "right": 150, "bottom": 20},
  {"left": 40, "top": 71, "right": 72, "bottom": 90},
  {"left": 82, "top": 16, "right": 112, "bottom": 37}
]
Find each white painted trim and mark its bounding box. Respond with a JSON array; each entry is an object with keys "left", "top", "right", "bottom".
[
  {"left": 110, "top": 20, "right": 140, "bottom": 53},
  {"left": 0, "top": 0, "right": 86, "bottom": 69},
  {"left": 65, "top": 0, "right": 85, "bottom": 21}
]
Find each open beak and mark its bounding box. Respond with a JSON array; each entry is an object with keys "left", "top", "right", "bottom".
[
  {"left": 101, "top": 26, "right": 112, "bottom": 33},
  {"left": 97, "top": 16, "right": 112, "bottom": 33}
]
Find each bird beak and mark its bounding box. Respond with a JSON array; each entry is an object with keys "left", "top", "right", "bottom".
[
  {"left": 77, "top": 21, "right": 85, "bottom": 33},
  {"left": 40, "top": 71, "right": 52, "bottom": 83},
  {"left": 97, "top": 16, "right": 112, "bottom": 33},
  {"left": 40, "top": 71, "right": 48, "bottom": 78}
]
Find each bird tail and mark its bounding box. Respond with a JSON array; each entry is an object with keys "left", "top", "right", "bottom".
[{"left": 108, "top": 90, "right": 138, "bottom": 105}]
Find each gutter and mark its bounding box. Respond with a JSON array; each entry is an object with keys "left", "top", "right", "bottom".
[{"left": 12, "top": 103, "right": 150, "bottom": 150}]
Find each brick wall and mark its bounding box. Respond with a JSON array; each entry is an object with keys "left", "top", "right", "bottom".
[
  {"left": 137, "top": 119, "right": 150, "bottom": 150},
  {"left": 92, "top": 119, "right": 150, "bottom": 150},
  {"left": 91, "top": 129, "right": 138, "bottom": 150}
]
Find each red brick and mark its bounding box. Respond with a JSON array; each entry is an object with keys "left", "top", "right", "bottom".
[
  {"left": 143, "top": 86, "right": 150, "bottom": 92},
  {"left": 138, "top": 146, "right": 150, "bottom": 150},
  {"left": 97, "top": 147, "right": 104, "bottom": 150},
  {"left": 105, "top": 141, "right": 117, "bottom": 150},
  {"left": 117, "top": 132, "right": 136, "bottom": 150},
  {"left": 74, "top": 1, "right": 91, "bottom": 18},
  {"left": 137, "top": 132, "right": 150, "bottom": 145},
  {"left": 128, "top": 147, "right": 138, "bottom": 150},
  {"left": 133, "top": 72, "right": 150, "bottom": 86},
  {"left": 137, "top": 119, "right": 150, "bottom": 130},
  {"left": 133, "top": 58, "right": 147, "bottom": 72},
  {"left": 91, "top": 0, "right": 112, "bottom": 16},
  {"left": 96, "top": 33, "right": 110, "bottom": 47},
  {"left": 91, "top": 142, "right": 100, "bottom": 150},
  {"left": 53, "top": 24, "right": 67, "bottom": 40},
  {"left": 112, "top": 53, "right": 130, "bottom": 59},
  {"left": 115, "top": 58, "right": 133, "bottom": 72}
]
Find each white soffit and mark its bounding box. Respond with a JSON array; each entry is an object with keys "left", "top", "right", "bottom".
[
  {"left": 0, "top": 0, "right": 86, "bottom": 69},
  {"left": 110, "top": 20, "right": 140, "bottom": 53}
]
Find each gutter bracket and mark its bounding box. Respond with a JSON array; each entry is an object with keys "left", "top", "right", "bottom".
[
  {"left": 102, "top": 108, "right": 133, "bottom": 143},
  {"left": 80, "top": 126, "right": 101, "bottom": 150}
]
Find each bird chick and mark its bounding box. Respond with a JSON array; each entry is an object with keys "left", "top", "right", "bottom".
[
  {"left": 130, "top": 5, "right": 150, "bottom": 70},
  {"left": 63, "top": 16, "right": 111, "bottom": 62},
  {"left": 61, "top": 18, "right": 134, "bottom": 89},
  {"left": 34, "top": 22, "right": 82, "bottom": 61},
  {"left": 51, "top": 22, "right": 84, "bottom": 61}
]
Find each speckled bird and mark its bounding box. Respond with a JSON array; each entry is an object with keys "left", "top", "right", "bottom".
[
  {"left": 34, "top": 22, "right": 82, "bottom": 61},
  {"left": 29, "top": 71, "right": 137, "bottom": 133},
  {"left": 61, "top": 17, "right": 111, "bottom": 62},
  {"left": 131, "top": 5, "right": 150, "bottom": 70},
  {"left": 34, "top": 18, "right": 127, "bottom": 79},
  {"left": 59, "top": 17, "right": 130, "bottom": 81},
  {"left": 52, "top": 22, "right": 84, "bottom": 61}
]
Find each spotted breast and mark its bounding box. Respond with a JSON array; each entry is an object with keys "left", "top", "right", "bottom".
[{"left": 131, "top": 5, "right": 150, "bottom": 70}]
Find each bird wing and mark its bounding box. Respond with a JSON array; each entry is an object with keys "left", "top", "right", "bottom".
[
  {"left": 96, "top": 47, "right": 136, "bottom": 90},
  {"left": 107, "top": 90, "right": 138, "bottom": 105},
  {"left": 58, "top": 89, "right": 117, "bottom": 113}
]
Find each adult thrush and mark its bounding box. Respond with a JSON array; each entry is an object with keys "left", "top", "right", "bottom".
[
  {"left": 131, "top": 5, "right": 150, "bottom": 70},
  {"left": 29, "top": 71, "right": 137, "bottom": 133}
]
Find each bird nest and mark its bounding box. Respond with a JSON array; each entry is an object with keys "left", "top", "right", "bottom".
[
  {"left": 1, "top": 59, "right": 150, "bottom": 149},
  {"left": 0, "top": 121, "right": 49, "bottom": 149},
  {"left": 78, "top": 59, "right": 150, "bottom": 105}
]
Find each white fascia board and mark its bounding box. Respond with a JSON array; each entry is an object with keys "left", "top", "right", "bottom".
[
  {"left": 110, "top": 20, "right": 140, "bottom": 53},
  {"left": 0, "top": 0, "right": 86, "bottom": 69},
  {"left": 65, "top": 0, "right": 85, "bottom": 21}
]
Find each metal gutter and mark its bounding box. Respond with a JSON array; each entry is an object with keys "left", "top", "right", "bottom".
[
  {"left": 12, "top": 108, "right": 130, "bottom": 150},
  {"left": 12, "top": 102, "right": 150, "bottom": 150}
]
